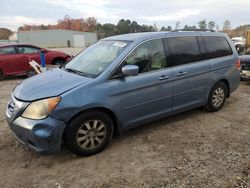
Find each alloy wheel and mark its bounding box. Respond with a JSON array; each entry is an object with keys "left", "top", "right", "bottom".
[
  {"left": 212, "top": 87, "right": 225, "bottom": 108},
  {"left": 76, "top": 120, "right": 106, "bottom": 150}
]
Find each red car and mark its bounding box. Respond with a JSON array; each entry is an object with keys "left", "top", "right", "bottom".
[{"left": 0, "top": 44, "right": 71, "bottom": 79}]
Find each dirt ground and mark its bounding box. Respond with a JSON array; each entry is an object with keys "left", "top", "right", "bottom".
[{"left": 0, "top": 78, "right": 250, "bottom": 188}]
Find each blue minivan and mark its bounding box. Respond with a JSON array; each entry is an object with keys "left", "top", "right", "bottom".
[{"left": 6, "top": 31, "right": 240, "bottom": 156}]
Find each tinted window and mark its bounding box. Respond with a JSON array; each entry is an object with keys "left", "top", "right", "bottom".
[
  {"left": 0, "top": 47, "right": 16, "bottom": 55},
  {"left": 17, "top": 46, "right": 40, "bottom": 54},
  {"left": 125, "top": 39, "right": 167, "bottom": 73},
  {"left": 166, "top": 37, "right": 202, "bottom": 66},
  {"left": 203, "top": 36, "right": 232, "bottom": 59}
]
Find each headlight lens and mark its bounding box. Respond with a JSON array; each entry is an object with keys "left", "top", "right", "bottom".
[{"left": 22, "top": 96, "right": 61, "bottom": 120}]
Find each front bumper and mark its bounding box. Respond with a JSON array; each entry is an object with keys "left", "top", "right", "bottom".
[{"left": 5, "top": 97, "right": 66, "bottom": 154}]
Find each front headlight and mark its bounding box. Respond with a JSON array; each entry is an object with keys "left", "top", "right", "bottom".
[{"left": 22, "top": 96, "right": 61, "bottom": 120}]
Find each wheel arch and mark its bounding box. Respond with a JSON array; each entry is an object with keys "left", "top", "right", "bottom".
[
  {"left": 218, "top": 79, "right": 230, "bottom": 98},
  {"left": 65, "top": 107, "right": 122, "bottom": 136},
  {"left": 51, "top": 57, "right": 66, "bottom": 65}
]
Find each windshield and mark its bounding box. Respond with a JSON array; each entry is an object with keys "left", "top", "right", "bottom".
[{"left": 64, "top": 40, "right": 130, "bottom": 78}]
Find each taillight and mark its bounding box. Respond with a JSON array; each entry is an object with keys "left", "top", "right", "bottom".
[{"left": 236, "top": 59, "right": 241, "bottom": 70}]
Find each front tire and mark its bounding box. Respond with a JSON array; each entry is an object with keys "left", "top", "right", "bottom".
[
  {"left": 26, "top": 69, "right": 36, "bottom": 78},
  {"left": 65, "top": 111, "right": 114, "bottom": 156},
  {"left": 206, "top": 82, "right": 227, "bottom": 112}
]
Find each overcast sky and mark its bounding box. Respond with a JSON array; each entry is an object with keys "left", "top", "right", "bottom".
[{"left": 1, "top": 0, "right": 250, "bottom": 31}]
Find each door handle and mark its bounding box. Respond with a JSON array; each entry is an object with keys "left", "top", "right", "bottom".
[
  {"left": 158, "top": 75, "right": 170, "bottom": 80},
  {"left": 176, "top": 71, "right": 187, "bottom": 76}
]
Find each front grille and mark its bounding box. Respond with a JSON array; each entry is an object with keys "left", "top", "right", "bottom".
[
  {"left": 7, "top": 95, "right": 24, "bottom": 116},
  {"left": 8, "top": 100, "right": 16, "bottom": 114}
]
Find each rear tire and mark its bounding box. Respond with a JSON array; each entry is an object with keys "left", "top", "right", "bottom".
[
  {"left": 65, "top": 111, "right": 114, "bottom": 156},
  {"left": 53, "top": 59, "right": 65, "bottom": 66},
  {"left": 205, "top": 82, "right": 227, "bottom": 112}
]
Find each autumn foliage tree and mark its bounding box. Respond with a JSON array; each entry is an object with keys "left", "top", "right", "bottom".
[
  {"left": 0, "top": 28, "right": 12, "bottom": 40},
  {"left": 18, "top": 15, "right": 97, "bottom": 32}
]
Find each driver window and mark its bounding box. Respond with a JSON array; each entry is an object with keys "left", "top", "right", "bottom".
[{"left": 124, "top": 39, "right": 167, "bottom": 73}]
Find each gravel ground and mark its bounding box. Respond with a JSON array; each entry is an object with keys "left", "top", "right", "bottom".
[{"left": 0, "top": 78, "right": 249, "bottom": 188}]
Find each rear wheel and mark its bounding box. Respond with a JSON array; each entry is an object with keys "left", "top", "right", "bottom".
[
  {"left": 53, "top": 59, "right": 65, "bottom": 66},
  {"left": 206, "top": 82, "right": 227, "bottom": 112},
  {"left": 65, "top": 111, "right": 114, "bottom": 156}
]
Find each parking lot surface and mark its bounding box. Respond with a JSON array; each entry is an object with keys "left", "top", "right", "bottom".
[{"left": 0, "top": 78, "right": 250, "bottom": 188}]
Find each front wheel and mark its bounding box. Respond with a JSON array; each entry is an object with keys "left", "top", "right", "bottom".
[
  {"left": 26, "top": 69, "right": 36, "bottom": 78},
  {"left": 65, "top": 111, "right": 114, "bottom": 156},
  {"left": 205, "top": 82, "right": 227, "bottom": 112}
]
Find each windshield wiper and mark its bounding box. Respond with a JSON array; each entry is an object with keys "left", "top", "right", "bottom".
[{"left": 64, "top": 68, "right": 89, "bottom": 77}]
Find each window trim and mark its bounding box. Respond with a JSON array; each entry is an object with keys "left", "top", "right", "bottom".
[{"left": 108, "top": 37, "right": 169, "bottom": 80}]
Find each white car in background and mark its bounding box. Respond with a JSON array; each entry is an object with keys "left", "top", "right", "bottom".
[{"left": 231, "top": 37, "right": 246, "bottom": 53}]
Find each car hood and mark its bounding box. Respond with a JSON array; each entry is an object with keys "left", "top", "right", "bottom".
[{"left": 14, "top": 68, "right": 91, "bottom": 101}]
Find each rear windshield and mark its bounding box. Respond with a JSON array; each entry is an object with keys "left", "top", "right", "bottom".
[
  {"left": 203, "top": 36, "right": 233, "bottom": 59},
  {"left": 64, "top": 40, "right": 130, "bottom": 78}
]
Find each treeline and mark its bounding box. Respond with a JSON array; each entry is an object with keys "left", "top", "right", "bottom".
[
  {"left": 1, "top": 15, "right": 250, "bottom": 40},
  {"left": 17, "top": 15, "right": 157, "bottom": 38},
  {"left": 18, "top": 15, "right": 97, "bottom": 33}
]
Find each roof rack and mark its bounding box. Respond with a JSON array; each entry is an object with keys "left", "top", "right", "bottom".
[{"left": 171, "top": 29, "right": 215, "bottom": 32}]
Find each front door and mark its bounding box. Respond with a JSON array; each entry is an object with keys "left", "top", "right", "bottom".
[
  {"left": 0, "top": 46, "right": 23, "bottom": 75},
  {"left": 110, "top": 38, "right": 173, "bottom": 128}
]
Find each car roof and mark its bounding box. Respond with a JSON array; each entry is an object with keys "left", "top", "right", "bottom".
[{"left": 103, "top": 31, "right": 226, "bottom": 43}]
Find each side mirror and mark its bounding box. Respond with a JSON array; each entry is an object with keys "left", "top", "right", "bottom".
[
  {"left": 40, "top": 48, "right": 47, "bottom": 53},
  {"left": 122, "top": 65, "right": 139, "bottom": 76}
]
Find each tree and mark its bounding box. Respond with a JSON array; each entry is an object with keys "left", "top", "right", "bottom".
[
  {"left": 208, "top": 21, "right": 215, "bottom": 30},
  {"left": 182, "top": 25, "right": 197, "bottom": 31},
  {"left": 116, "top": 19, "right": 131, "bottom": 34},
  {"left": 130, "top": 21, "right": 139, "bottom": 33},
  {"left": 166, "top": 26, "right": 172, "bottom": 31},
  {"left": 175, "top": 21, "right": 180, "bottom": 30},
  {"left": 86, "top": 17, "right": 97, "bottom": 32},
  {"left": 153, "top": 23, "right": 158, "bottom": 31},
  {"left": 198, "top": 19, "right": 207, "bottom": 30},
  {"left": 102, "top": 23, "right": 116, "bottom": 37},
  {"left": 0, "top": 28, "right": 12, "bottom": 40},
  {"left": 160, "top": 26, "right": 167, "bottom": 31},
  {"left": 222, "top": 20, "right": 231, "bottom": 31},
  {"left": 183, "top": 25, "right": 189, "bottom": 30}
]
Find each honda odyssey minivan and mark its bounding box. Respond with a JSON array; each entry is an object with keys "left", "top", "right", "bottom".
[{"left": 6, "top": 31, "right": 240, "bottom": 156}]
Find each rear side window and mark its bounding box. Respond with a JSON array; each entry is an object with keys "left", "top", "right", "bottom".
[
  {"left": 165, "top": 36, "right": 202, "bottom": 66},
  {"left": 0, "top": 47, "right": 16, "bottom": 55},
  {"left": 203, "top": 36, "right": 233, "bottom": 59}
]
